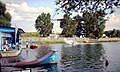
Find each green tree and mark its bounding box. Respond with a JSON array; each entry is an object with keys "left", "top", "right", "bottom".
[
  {"left": 73, "top": 14, "right": 85, "bottom": 37},
  {"left": 56, "top": 0, "right": 120, "bottom": 15},
  {"left": 0, "top": 1, "right": 6, "bottom": 15},
  {"left": 0, "top": 1, "right": 11, "bottom": 27},
  {"left": 35, "top": 13, "right": 53, "bottom": 37},
  {"left": 73, "top": 10, "right": 106, "bottom": 39},
  {"left": 5, "top": 12, "right": 11, "bottom": 22},
  {"left": 60, "top": 14, "right": 77, "bottom": 37},
  {"left": 82, "top": 11, "right": 106, "bottom": 39}
]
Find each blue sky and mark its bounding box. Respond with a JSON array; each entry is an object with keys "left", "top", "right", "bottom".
[{"left": 1, "top": 0, "right": 120, "bottom": 33}]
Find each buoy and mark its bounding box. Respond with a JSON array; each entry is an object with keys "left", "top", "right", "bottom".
[{"left": 105, "top": 59, "right": 109, "bottom": 67}]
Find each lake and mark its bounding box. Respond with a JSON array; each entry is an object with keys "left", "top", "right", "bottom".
[{"left": 1, "top": 42, "right": 120, "bottom": 72}]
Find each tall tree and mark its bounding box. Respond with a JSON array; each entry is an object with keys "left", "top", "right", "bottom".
[
  {"left": 35, "top": 13, "right": 53, "bottom": 37},
  {"left": 81, "top": 10, "right": 106, "bottom": 38},
  {"left": 73, "top": 14, "right": 85, "bottom": 37},
  {"left": 73, "top": 10, "right": 106, "bottom": 38},
  {"left": 0, "top": 1, "right": 11, "bottom": 27},
  {"left": 60, "top": 14, "right": 77, "bottom": 37}
]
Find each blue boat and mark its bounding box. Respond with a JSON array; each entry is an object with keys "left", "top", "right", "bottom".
[
  {"left": 2, "top": 50, "right": 58, "bottom": 67},
  {"left": 0, "top": 26, "right": 25, "bottom": 58}
]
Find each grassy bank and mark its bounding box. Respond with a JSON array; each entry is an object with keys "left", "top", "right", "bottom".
[
  {"left": 78, "top": 38, "right": 120, "bottom": 43},
  {"left": 40, "top": 40, "right": 65, "bottom": 44},
  {"left": 21, "top": 37, "right": 120, "bottom": 44}
]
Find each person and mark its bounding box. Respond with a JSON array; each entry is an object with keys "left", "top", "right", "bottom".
[
  {"left": 7, "top": 44, "right": 12, "bottom": 50},
  {"left": 26, "top": 41, "right": 29, "bottom": 48},
  {"left": 2, "top": 40, "right": 8, "bottom": 51}
]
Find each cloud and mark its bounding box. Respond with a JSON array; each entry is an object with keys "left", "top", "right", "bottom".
[
  {"left": 105, "top": 14, "right": 120, "bottom": 30},
  {"left": 107, "top": 14, "right": 120, "bottom": 24},
  {"left": 4, "top": 2, "right": 53, "bottom": 32},
  {"left": 6, "top": 2, "right": 52, "bottom": 22},
  {"left": 1, "top": 0, "right": 27, "bottom": 4}
]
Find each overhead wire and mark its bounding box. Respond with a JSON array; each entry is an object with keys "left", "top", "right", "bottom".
[{"left": 24, "top": 6, "right": 59, "bottom": 32}]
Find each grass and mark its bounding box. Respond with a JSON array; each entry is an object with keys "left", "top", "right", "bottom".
[
  {"left": 40, "top": 38, "right": 120, "bottom": 44},
  {"left": 84, "top": 38, "right": 120, "bottom": 43},
  {"left": 40, "top": 40, "right": 65, "bottom": 44},
  {"left": 21, "top": 37, "right": 120, "bottom": 44}
]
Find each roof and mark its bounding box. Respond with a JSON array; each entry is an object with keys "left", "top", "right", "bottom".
[{"left": 0, "top": 26, "right": 25, "bottom": 34}]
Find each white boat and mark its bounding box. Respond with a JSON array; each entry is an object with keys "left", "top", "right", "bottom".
[{"left": 64, "top": 38, "right": 79, "bottom": 45}]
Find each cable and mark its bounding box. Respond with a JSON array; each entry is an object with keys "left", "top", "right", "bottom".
[{"left": 25, "top": 25, "right": 33, "bottom": 32}]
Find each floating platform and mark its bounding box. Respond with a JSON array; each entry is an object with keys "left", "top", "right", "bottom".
[{"left": 0, "top": 50, "right": 21, "bottom": 58}]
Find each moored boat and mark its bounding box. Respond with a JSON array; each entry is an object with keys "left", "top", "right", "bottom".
[
  {"left": 30, "top": 42, "right": 39, "bottom": 49},
  {"left": 64, "top": 38, "right": 79, "bottom": 45},
  {"left": 2, "top": 50, "right": 58, "bottom": 67},
  {"left": 0, "top": 26, "right": 25, "bottom": 58},
  {"left": 30, "top": 45, "right": 38, "bottom": 49}
]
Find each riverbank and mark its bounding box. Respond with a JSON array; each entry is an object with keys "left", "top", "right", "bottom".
[{"left": 21, "top": 37, "right": 120, "bottom": 44}]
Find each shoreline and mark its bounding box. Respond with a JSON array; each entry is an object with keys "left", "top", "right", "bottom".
[{"left": 21, "top": 37, "right": 120, "bottom": 44}]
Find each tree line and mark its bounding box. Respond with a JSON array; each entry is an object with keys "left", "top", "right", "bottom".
[
  {"left": 104, "top": 29, "right": 120, "bottom": 38},
  {"left": 34, "top": 12, "right": 120, "bottom": 39},
  {"left": 35, "top": 0, "right": 120, "bottom": 39},
  {"left": 60, "top": 10, "right": 106, "bottom": 39},
  {"left": 35, "top": 11, "right": 106, "bottom": 39}
]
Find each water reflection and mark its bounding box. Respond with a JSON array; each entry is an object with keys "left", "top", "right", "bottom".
[
  {"left": 83, "top": 44, "right": 105, "bottom": 71},
  {"left": 62, "top": 44, "right": 106, "bottom": 72},
  {"left": 31, "top": 64, "right": 58, "bottom": 72}
]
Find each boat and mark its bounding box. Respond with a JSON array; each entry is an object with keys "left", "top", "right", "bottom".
[
  {"left": 2, "top": 50, "right": 58, "bottom": 67},
  {"left": 30, "top": 42, "right": 39, "bottom": 49},
  {"left": 64, "top": 38, "right": 79, "bottom": 45},
  {"left": 0, "top": 26, "right": 25, "bottom": 58},
  {"left": 0, "top": 49, "right": 21, "bottom": 58},
  {"left": 30, "top": 45, "right": 38, "bottom": 49}
]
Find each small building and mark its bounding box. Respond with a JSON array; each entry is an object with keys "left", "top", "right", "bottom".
[
  {"left": 48, "top": 34, "right": 59, "bottom": 39},
  {"left": 0, "top": 26, "right": 25, "bottom": 51}
]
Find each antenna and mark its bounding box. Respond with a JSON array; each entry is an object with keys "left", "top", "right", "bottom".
[{"left": 15, "top": 23, "right": 18, "bottom": 44}]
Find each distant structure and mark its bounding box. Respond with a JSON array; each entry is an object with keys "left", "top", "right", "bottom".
[
  {"left": 48, "top": 34, "right": 59, "bottom": 39},
  {"left": 102, "top": 34, "right": 108, "bottom": 38}
]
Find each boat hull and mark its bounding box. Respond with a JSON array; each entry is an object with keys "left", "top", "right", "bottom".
[
  {"left": 0, "top": 50, "right": 21, "bottom": 58},
  {"left": 30, "top": 45, "right": 38, "bottom": 49}
]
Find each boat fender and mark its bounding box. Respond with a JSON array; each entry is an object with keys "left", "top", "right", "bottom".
[{"left": 51, "top": 48, "right": 57, "bottom": 51}]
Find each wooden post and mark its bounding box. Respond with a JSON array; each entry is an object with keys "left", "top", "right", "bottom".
[{"left": 0, "top": 54, "right": 2, "bottom": 72}]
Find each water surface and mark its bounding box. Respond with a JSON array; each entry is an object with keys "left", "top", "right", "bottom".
[{"left": 1, "top": 42, "right": 120, "bottom": 72}]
